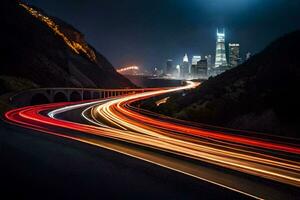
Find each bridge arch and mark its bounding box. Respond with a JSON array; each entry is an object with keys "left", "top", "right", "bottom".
[
  {"left": 30, "top": 93, "right": 50, "bottom": 105},
  {"left": 70, "top": 91, "right": 82, "bottom": 102},
  {"left": 53, "top": 92, "right": 68, "bottom": 103}
]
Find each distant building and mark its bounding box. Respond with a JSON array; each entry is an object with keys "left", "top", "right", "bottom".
[
  {"left": 176, "top": 64, "right": 180, "bottom": 78},
  {"left": 192, "top": 56, "right": 201, "bottom": 65},
  {"left": 183, "top": 53, "right": 189, "bottom": 63},
  {"left": 196, "top": 59, "right": 208, "bottom": 79},
  {"left": 191, "top": 59, "right": 208, "bottom": 79},
  {"left": 215, "top": 28, "right": 228, "bottom": 68},
  {"left": 205, "top": 55, "right": 212, "bottom": 68},
  {"left": 165, "top": 59, "right": 173, "bottom": 75},
  {"left": 228, "top": 43, "right": 241, "bottom": 68},
  {"left": 246, "top": 52, "right": 252, "bottom": 61},
  {"left": 191, "top": 56, "right": 201, "bottom": 77},
  {"left": 191, "top": 65, "right": 197, "bottom": 78},
  {"left": 180, "top": 53, "right": 190, "bottom": 78},
  {"left": 153, "top": 67, "right": 159, "bottom": 76}
]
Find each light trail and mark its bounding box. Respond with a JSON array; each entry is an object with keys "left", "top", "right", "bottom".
[
  {"left": 89, "top": 81, "right": 300, "bottom": 187},
  {"left": 4, "top": 81, "right": 300, "bottom": 199}
]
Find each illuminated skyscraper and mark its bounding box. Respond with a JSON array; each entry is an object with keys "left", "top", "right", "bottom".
[
  {"left": 192, "top": 56, "right": 201, "bottom": 65},
  {"left": 183, "top": 53, "right": 189, "bottom": 63},
  {"left": 180, "top": 53, "right": 189, "bottom": 78},
  {"left": 191, "top": 56, "right": 201, "bottom": 77},
  {"left": 228, "top": 43, "right": 240, "bottom": 68},
  {"left": 215, "top": 28, "right": 227, "bottom": 68}
]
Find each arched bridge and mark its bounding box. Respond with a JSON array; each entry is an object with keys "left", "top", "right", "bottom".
[{"left": 10, "top": 88, "right": 158, "bottom": 107}]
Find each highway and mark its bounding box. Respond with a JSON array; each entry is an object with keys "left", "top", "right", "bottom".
[{"left": 3, "top": 81, "right": 300, "bottom": 199}]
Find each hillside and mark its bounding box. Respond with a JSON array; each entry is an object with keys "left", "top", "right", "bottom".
[
  {"left": 143, "top": 31, "right": 300, "bottom": 138},
  {"left": 0, "top": 0, "right": 135, "bottom": 95}
]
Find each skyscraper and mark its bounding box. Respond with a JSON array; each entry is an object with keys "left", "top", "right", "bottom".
[
  {"left": 166, "top": 59, "right": 173, "bottom": 75},
  {"left": 191, "top": 56, "right": 201, "bottom": 77},
  {"left": 215, "top": 28, "right": 227, "bottom": 68},
  {"left": 228, "top": 43, "right": 240, "bottom": 68},
  {"left": 183, "top": 53, "right": 189, "bottom": 63},
  {"left": 192, "top": 56, "right": 201, "bottom": 65},
  {"left": 196, "top": 59, "right": 208, "bottom": 79},
  {"left": 180, "top": 53, "right": 189, "bottom": 78}
]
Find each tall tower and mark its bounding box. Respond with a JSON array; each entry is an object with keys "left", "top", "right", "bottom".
[
  {"left": 183, "top": 53, "right": 189, "bottom": 63},
  {"left": 228, "top": 43, "right": 240, "bottom": 68},
  {"left": 215, "top": 28, "right": 227, "bottom": 68},
  {"left": 180, "top": 53, "right": 189, "bottom": 78}
]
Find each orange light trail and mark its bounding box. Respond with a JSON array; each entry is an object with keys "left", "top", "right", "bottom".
[{"left": 4, "top": 82, "right": 300, "bottom": 199}]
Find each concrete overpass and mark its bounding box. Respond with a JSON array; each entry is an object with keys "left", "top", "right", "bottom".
[{"left": 10, "top": 88, "right": 158, "bottom": 107}]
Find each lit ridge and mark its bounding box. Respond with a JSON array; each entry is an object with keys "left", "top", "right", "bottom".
[{"left": 19, "top": 3, "right": 97, "bottom": 63}]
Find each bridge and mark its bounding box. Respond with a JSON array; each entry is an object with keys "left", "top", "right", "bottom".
[{"left": 10, "top": 88, "right": 158, "bottom": 107}]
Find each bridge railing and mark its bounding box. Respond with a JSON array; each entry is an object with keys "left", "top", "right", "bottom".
[{"left": 9, "top": 87, "right": 161, "bottom": 107}]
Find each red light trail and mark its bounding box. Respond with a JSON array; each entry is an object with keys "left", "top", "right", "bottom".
[{"left": 4, "top": 81, "right": 300, "bottom": 199}]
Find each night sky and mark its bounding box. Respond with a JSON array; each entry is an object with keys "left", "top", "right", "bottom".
[{"left": 25, "top": 0, "right": 300, "bottom": 70}]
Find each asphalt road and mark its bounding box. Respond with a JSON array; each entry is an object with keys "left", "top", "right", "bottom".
[{"left": 1, "top": 121, "right": 253, "bottom": 200}]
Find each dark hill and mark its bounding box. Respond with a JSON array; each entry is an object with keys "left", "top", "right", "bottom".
[
  {"left": 0, "top": 0, "right": 135, "bottom": 94},
  {"left": 145, "top": 30, "right": 300, "bottom": 137}
]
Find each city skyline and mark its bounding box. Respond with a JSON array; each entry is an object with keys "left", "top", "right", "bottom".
[
  {"left": 24, "top": 0, "right": 300, "bottom": 69},
  {"left": 158, "top": 28, "right": 240, "bottom": 80}
]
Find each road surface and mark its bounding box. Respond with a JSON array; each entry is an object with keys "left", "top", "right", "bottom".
[{"left": 3, "top": 81, "right": 300, "bottom": 199}]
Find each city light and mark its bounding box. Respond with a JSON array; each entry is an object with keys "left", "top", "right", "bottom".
[
  {"left": 117, "top": 66, "right": 139, "bottom": 73},
  {"left": 117, "top": 66, "right": 140, "bottom": 75},
  {"left": 157, "top": 28, "right": 241, "bottom": 80}
]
